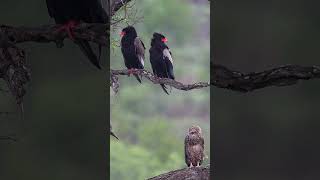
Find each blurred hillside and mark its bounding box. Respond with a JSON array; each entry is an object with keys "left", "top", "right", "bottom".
[{"left": 110, "top": 0, "right": 210, "bottom": 179}]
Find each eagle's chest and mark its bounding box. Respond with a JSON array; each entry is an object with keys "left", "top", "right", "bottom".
[
  {"left": 121, "top": 45, "right": 136, "bottom": 59},
  {"left": 191, "top": 144, "right": 201, "bottom": 153}
]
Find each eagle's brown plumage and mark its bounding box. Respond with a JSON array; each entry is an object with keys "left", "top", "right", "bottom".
[{"left": 184, "top": 125, "right": 204, "bottom": 167}]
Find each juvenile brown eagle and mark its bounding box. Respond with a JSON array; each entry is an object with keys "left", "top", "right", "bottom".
[{"left": 184, "top": 125, "right": 204, "bottom": 167}]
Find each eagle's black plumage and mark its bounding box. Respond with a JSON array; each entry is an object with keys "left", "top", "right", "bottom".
[
  {"left": 120, "top": 26, "right": 145, "bottom": 83},
  {"left": 149, "top": 33, "right": 175, "bottom": 94},
  {"left": 46, "top": 0, "right": 107, "bottom": 69}
]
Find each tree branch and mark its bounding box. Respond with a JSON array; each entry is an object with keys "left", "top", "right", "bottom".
[
  {"left": 147, "top": 165, "right": 210, "bottom": 180},
  {"left": 0, "top": 23, "right": 109, "bottom": 47},
  {"left": 111, "top": 0, "right": 133, "bottom": 16},
  {"left": 212, "top": 64, "right": 320, "bottom": 92},
  {"left": 0, "top": 135, "right": 17, "bottom": 142},
  {"left": 110, "top": 69, "right": 210, "bottom": 93},
  {"left": 2, "top": 23, "right": 320, "bottom": 100}
]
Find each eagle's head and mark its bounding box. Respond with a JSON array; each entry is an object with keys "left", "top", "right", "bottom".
[{"left": 188, "top": 125, "right": 202, "bottom": 136}]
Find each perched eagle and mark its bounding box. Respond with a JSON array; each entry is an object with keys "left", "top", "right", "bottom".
[
  {"left": 149, "top": 32, "right": 175, "bottom": 94},
  {"left": 46, "top": 0, "right": 108, "bottom": 69},
  {"left": 120, "top": 26, "right": 145, "bottom": 83},
  {"left": 184, "top": 125, "right": 204, "bottom": 167}
]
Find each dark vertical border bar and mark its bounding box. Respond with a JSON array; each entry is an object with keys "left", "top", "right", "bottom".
[
  {"left": 106, "top": 0, "right": 111, "bottom": 180},
  {"left": 210, "top": 0, "right": 215, "bottom": 179}
]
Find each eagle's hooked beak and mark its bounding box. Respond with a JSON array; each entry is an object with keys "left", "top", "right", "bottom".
[{"left": 120, "top": 31, "right": 125, "bottom": 37}]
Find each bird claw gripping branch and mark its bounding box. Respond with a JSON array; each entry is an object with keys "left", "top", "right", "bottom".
[{"left": 56, "top": 20, "right": 79, "bottom": 41}]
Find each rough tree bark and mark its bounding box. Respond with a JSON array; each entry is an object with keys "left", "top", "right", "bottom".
[
  {"left": 212, "top": 64, "right": 320, "bottom": 92},
  {"left": 148, "top": 165, "right": 210, "bottom": 180}
]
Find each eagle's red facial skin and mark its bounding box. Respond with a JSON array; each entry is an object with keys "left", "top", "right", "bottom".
[
  {"left": 161, "top": 37, "right": 168, "bottom": 43},
  {"left": 120, "top": 31, "right": 126, "bottom": 37}
]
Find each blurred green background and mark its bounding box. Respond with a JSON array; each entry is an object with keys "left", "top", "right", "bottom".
[
  {"left": 214, "top": 0, "right": 320, "bottom": 179},
  {"left": 0, "top": 0, "right": 108, "bottom": 179},
  {"left": 110, "top": 0, "right": 210, "bottom": 179}
]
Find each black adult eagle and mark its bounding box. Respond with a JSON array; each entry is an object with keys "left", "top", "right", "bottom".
[
  {"left": 120, "top": 26, "right": 145, "bottom": 83},
  {"left": 46, "top": 0, "right": 108, "bottom": 69},
  {"left": 149, "top": 33, "right": 175, "bottom": 94}
]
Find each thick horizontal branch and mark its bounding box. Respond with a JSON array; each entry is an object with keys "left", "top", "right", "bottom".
[
  {"left": 0, "top": 23, "right": 109, "bottom": 46},
  {"left": 110, "top": 69, "right": 210, "bottom": 92},
  {"left": 148, "top": 165, "right": 210, "bottom": 180},
  {"left": 212, "top": 64, "right": 320, "bottom": 92}
]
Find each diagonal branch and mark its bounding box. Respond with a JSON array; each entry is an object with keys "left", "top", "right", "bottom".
[
  {"left": 212, "top": 64, "right": 320, "bottom": 92},
  {"left": 110, "top": 69, "right": 210, "bottom": 93},
  {"left": 111, "top": 0, "right": 133, "bottom": 16}
]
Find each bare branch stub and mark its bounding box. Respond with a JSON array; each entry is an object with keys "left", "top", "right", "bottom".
[
  {"left": 110, "top": 73, "right": 120, "bottom": 93},
  {"left": 148, "top": 165, "right": 210, "bottom": 180},
  {"left": 110, "top": 69, "right": 210, "bottom": 92},
  {"left": 212, "top": 64, "right": 320, "bottom": 92},
  {"left": 0, "top": 136, "right": 17, "bottom": 142}
]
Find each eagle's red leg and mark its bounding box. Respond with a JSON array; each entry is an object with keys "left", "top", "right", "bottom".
[
  {"left": 56, "top": 20, "right": 78, "bottom": 41},
  {"left": 127, "top": 68, "right": 134, "bottom": 76}
]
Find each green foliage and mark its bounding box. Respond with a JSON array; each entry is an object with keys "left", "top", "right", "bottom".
[
  {"left": 110, "top": 140, "right": 184, "bottom": 180},
  {"left": 137, "top": 118, "right": 183, "bottom": 162},
  {"left": 141, "top": 0, "right": 194, "bottom": 45}
]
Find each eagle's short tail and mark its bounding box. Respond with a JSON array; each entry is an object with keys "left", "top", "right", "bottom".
[
  {"left": 76, "top": 39, "right": 101, "bottom": 69},
  {"left": 110, "top": 131, "right": 119, "bottom": 140},
  {"left": 161, "top": 84, "right": 169, "bottom": 95},
  {"left": 134, "top": 74, "right": 142, "bottom": 83}
]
